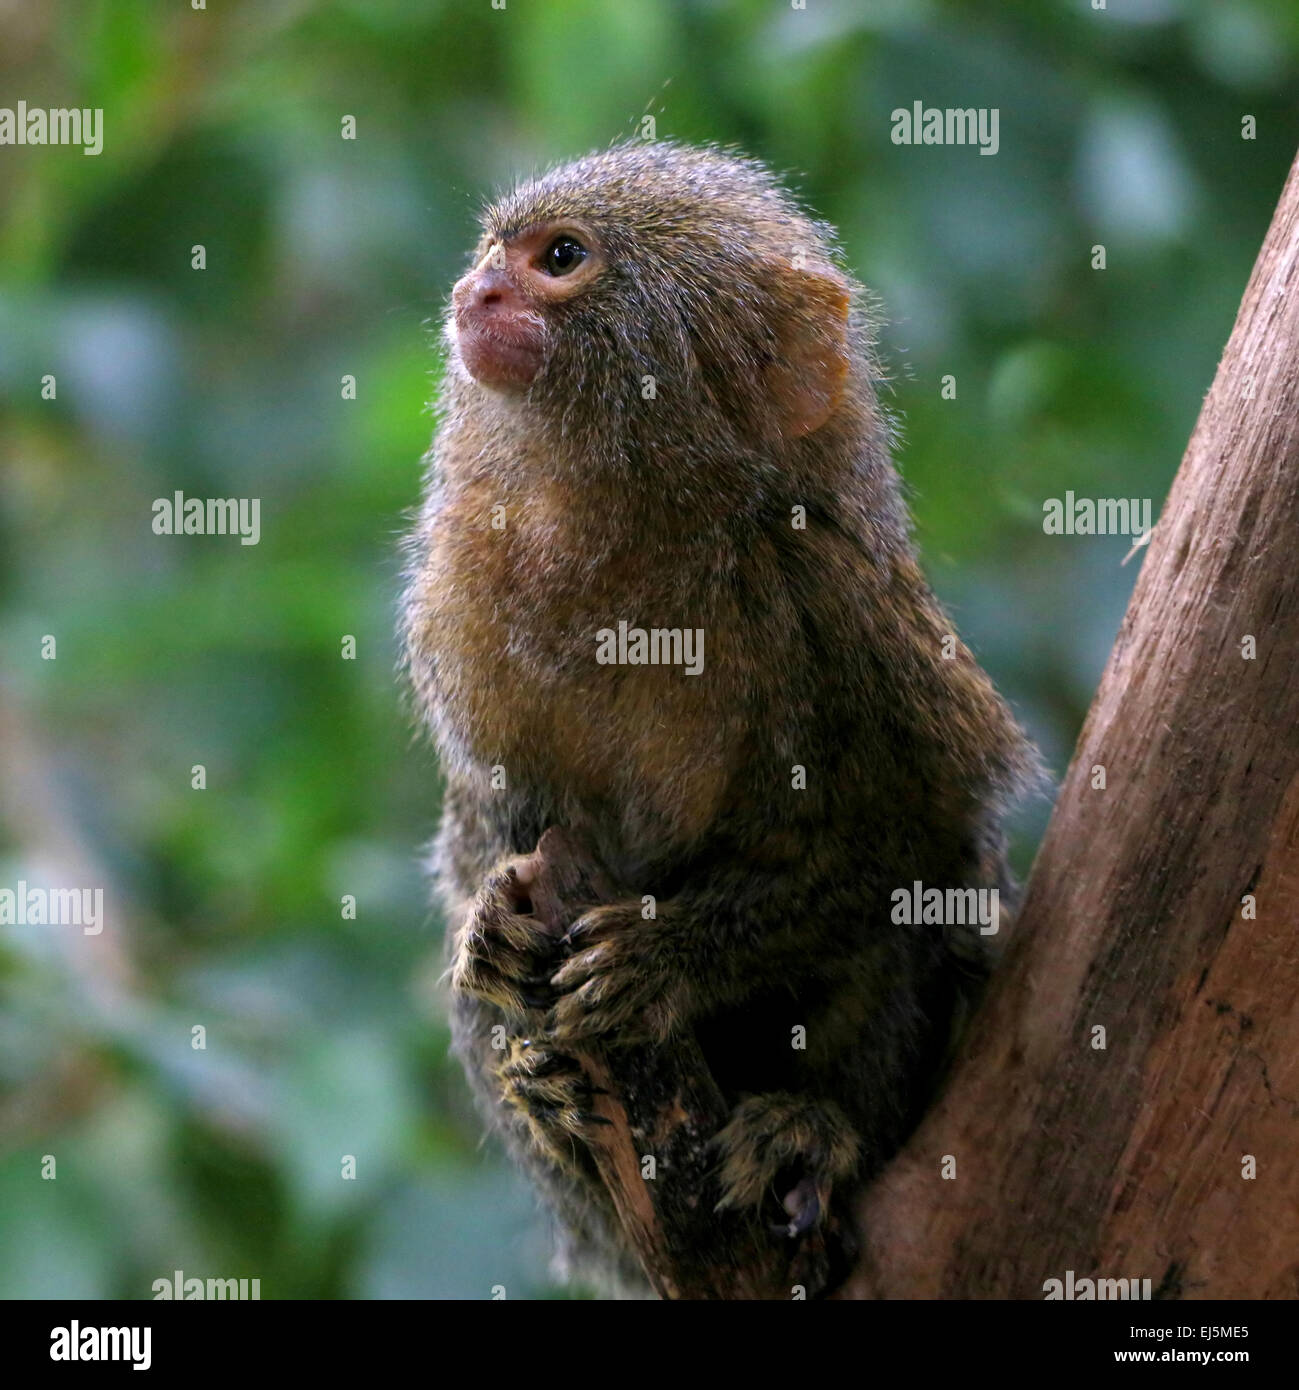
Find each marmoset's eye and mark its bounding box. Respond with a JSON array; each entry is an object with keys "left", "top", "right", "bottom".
[{"left": 542, "top": 236, "right": 588, "bottom": 276}]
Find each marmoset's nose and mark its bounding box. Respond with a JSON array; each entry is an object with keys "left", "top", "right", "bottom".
[{"left": 455, "top": 266, "right": 512, "bottom": 317}]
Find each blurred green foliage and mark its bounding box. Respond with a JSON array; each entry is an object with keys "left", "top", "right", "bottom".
[{"left": 0, "top": 0, "right": 1296, "bottom": 1298}]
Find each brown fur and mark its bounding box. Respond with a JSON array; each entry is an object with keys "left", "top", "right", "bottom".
[{"left": 402, "top": 141, "right": 1037, "bottom": 1295}]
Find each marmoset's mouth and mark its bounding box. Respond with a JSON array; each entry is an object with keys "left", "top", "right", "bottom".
[{"left": 454, "top": 315, "right": 545, "bottom": 390}]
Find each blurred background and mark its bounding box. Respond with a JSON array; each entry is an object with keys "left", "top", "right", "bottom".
[{"left": 0, "top": 0, "right": 1296, "bottom": 1299}]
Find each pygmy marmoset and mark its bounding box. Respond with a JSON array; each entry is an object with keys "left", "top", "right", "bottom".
[{"left": 402, "top": 140, "right": 1035, "bottom": 1296}]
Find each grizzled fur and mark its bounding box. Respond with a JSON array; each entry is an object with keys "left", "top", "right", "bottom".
[{"left": 402, "top": 141, "right": 1035, "bottom": 1295}]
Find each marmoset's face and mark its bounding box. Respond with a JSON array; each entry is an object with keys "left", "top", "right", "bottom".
[{"left": 451, "top": 220, "right": 602, "bottom": 390}]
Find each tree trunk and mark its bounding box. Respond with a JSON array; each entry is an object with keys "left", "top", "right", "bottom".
[{"left": 840, "top": 144, "right": 1299, "bottom": 1300}]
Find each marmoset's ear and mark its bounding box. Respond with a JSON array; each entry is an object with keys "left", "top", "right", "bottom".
[{"left": 763, "top": 267, "right": 851, "bottom": 439}]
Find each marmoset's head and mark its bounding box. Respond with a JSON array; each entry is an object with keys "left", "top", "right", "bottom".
[{"left": 448, "top": 142, "right": 862, "bottom": 453}]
